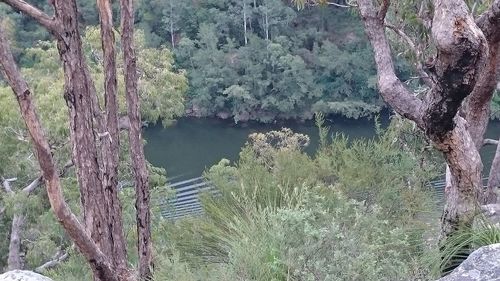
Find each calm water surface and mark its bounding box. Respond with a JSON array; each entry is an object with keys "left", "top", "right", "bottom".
[{"left": 144, "top": 117, "right": 500, "bottom": 179}]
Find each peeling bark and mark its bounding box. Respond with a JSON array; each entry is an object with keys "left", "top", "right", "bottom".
[
  {"left": 120, "top": 0, "right": 153, "bottom": 279},
  {"left": 96, "top": 0, "right": 128, "bottom": 271}
]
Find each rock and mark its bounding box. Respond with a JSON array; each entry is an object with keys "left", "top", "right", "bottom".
[
  {"left": 0, "top": 270, "right": 54, "bottom": 281},
  {"left": 437, "top": 243, "right": 500, "bottom": 281},
  {"left": 480, "top": 204, "right": 500, "bottom": 225}
]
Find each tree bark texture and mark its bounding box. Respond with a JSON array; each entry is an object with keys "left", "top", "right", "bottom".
[
  {"left": 96, "top": 0, "right": 128, "bottom": 271},
  {"left": 357, "top": 0, "right": 500, "bottom": 240},
  {"left": 0, "top": 26, "right": 126, "bottom": 281},
  {"left": 120, "top": 0, "right": 153, "bottom": 279},
  {"left": 0, "top": 0, "right": 153, "bottom": 279}
]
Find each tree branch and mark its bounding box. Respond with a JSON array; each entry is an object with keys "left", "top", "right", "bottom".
[
  {"left": 7, "top": 213, "right": 24, "bottom": 270},
  {"left": 476, "top": 0, "right": 500, "bottom": 44},
  {"left": 22, "top": 176, "right": 42, "bottom": 194},
  {"left": 2, "top": 177, "right": 15, "bottom": 193},
  {"left": 484, "top": 138, "right": 499, "bottom": 146},
  {"left": 299, "top": 0, "right": 357, "bottom": 8},
  {"left": 0, "top": 0, "right": 59, "bottom": 34},
  {"left": 35, "top": 249, "right": 69, "bottom": 273},
  {"left": 417, "top": 0, "right": 432, "bottom": 30},
  {"left": 385, "top": 23, "right": 433, "bottom": 88},
  {"left": 0, "top": 25, "right": 119, "bottom": 281},
  {"left": 121, "top": 0, "right": 153, "bottom": 277},
  {"left": 463, "top": 0, "right": 500, "bottom": 148},
  {"left": 486, "top": 136, "right": 500, "bottom": 203},
  {"left": 358, "top": 0, "right": 425, "bottom": 129}
]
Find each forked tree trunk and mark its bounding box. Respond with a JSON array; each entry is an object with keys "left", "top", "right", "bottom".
[
  {"left": 0, "top": 26, "right": 126, "bottom": 280},
  {"left": 0, "top": 0, "right": 153, "bottom": 279},
  {"left": 357, "top": 0, "right": 500, "bottom": 241},
  {"left": 52, "top": 0, "right": 129, "bottom": 276}
]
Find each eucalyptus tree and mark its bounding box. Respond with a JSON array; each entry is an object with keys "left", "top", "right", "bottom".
[
  {"left": 0, "top": 0, "right": 185, "bottom": 279},
  {"left": 295, "top": 0, "right": 500, "bottom": 240}
]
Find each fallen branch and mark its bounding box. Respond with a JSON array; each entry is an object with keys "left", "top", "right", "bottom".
[{"left": 35, "top": 249, "right": 69, "bottom": 273}]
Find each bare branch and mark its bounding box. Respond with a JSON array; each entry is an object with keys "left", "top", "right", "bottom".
[
  {"left": 22, "top": 176, "right": 42, "bottom": 194},
  {"left": 486, "top": 136, "right": 500, "bottom": 203},
  {"left": 7, "top": 213, "right": 24, "bottom": 270},
  {"left": 358, "top": 0, "right": 425, "bottom": 129},
  {"left": 0, "top": 0, "right": 59, "bottom": 33},
  {"left": 484, "top": 138, "right": 499, "bottom": 146},
  {"left": 385, "top": 23, "right": 433, "bottom": 88},
  {"left": 35, "top": 249, "right": 69, "bottom": 273},
  {"left": 292, "top": 0, "right": 356, "bottom": 8},
  {"left": 417, "top": 0, "right": 432, "bottom": 30},
  {"left": 2, "top": 177, "right": 15, "bottom": 193}
]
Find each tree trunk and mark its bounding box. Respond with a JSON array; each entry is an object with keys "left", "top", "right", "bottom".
[
  {"left": 57, "top": 10, "right": 126, "bottom": 279},
  {"left": 265, "top": 8, "right": 269, "bottom": 41},
  {"left": 0, "top": 0, "right": 151, "bottom": 279},
  {"left": 96, "top": 0, "right": 128, "bottom": 271},
  {"left": 358, "top": 0, "right": 491, "bottom": 241},
  {"left": 436, "top": 118, "right": 483, "bottom": 238},
  {"left": 170, "top": 0, "right": 175, "bottom": 49},
  {"left": 243, "top": 0, "right": 248, "bottom": 45},
  {"left": 120, "top": 0, "right": 153, "bottom": 279},
  {"left": 7, "top": 214, "right": 24, "bottom": 271},
  {"left": 0, "top": 25, "right": 129, "bottom": 281}
]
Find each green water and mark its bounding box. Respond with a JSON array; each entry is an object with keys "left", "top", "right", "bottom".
[{"left": 143, "top": 117, "right": 500, "bottom": 179}]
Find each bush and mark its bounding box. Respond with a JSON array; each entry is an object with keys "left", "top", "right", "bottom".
[{"left": 163, "top": 123, "right": 439, "bottom": 281}]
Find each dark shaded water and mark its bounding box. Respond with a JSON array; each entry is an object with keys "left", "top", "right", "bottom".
[{"left": 143, "top": 117, "right": 500, "bottom": 179}]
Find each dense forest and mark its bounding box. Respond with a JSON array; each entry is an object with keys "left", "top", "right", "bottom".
[
  {"left": 3, "top": 0, "right": 500, "bottom": 122},
  {"left": 2, "top": 0, "right": 413, "bottom": 122}
]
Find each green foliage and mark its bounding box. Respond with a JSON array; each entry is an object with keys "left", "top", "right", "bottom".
[
  {"left": 46, "top": 251, "right": 92, "bottom": 281},
  {"left": 82, "top": 26, "right": 188, "bottom": 126},
  {"left": 159, "top": 124, "right": 439, "bottom": 280},
  {"left": 168, "top": 0, "right": 380, "bottom": 122},
  {"left": 433, "top": 216, "right": 500, "bottom": 276}
]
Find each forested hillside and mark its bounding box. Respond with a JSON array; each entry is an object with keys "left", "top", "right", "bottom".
[{"left": 1, "top": 0, "right": 402, "bottom": 122}]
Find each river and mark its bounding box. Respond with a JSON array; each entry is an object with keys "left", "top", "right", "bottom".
[{"left": 144, "top": 116, "right": 500, "bottom": 179}]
